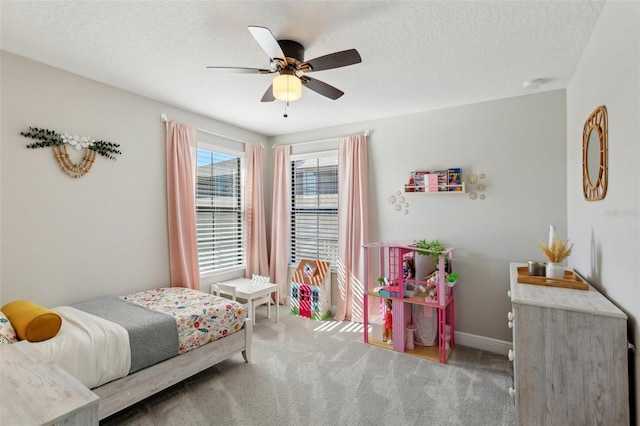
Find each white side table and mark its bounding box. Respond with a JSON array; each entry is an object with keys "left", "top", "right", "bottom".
[{"left": 211, "top": 277, "right": 279, "bottom": 325}]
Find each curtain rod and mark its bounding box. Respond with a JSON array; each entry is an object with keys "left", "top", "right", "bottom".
[
  {"left": 160, "top": 113, "right": 263, "bottom": 146},
  {"left": 272, "top": 130, "right": 370, "bottom": 149}
]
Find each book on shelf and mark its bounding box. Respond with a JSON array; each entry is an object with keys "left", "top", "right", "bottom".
[
  {"left": 434, "top": 170, "right": 449, "bottom": 191},
  {"left": 410, "top": 168, "right": 463, "bottom": 192},
  {"left": 424, "top": 173, "right": 439, "bottom": 192},
  {"left": 411, "top": 170, "right": 430, "bottom": 192},
  {"left": 447, "top": 168, "right": 463, "bottom": 191}
]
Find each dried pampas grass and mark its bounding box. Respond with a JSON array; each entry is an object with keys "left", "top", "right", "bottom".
[{"left": 538, "top": 236, "right": 573, "bottom": 263}]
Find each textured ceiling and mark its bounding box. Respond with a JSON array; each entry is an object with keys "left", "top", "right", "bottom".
[{"left": 0, "top": 1, "right": 604, "bottom": 136}]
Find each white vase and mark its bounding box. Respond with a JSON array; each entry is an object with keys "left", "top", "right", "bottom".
[
  {"left": 548, "top": 224, "right": 557, "bottom": 248},
  {"left": 546, "top": 262, "right": 564, "bottom": 279}
]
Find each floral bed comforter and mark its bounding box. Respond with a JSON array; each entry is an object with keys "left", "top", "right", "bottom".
[{"left": 122, "top": 287, "right": 246, "bottom": 354}]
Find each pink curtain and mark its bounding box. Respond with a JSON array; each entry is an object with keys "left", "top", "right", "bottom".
[
  {"left": 269, "top": 145, "right": 291, "bottom": 304},
  {"left": 244, "top": 144, "right": 269, "bottom": 277},
  {"left": 165, "top": 120, "right": 200, "bottom": 290},
  {"left": 334, "top": 134, "right": 369, "bottom": 322}
]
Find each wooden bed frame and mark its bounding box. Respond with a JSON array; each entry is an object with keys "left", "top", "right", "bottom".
[{"left": 93, "top": 317, "right": 253, "bottom": 420}]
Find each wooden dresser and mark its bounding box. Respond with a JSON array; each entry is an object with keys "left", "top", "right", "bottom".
[{"left": 508, "top": 262, "right": 629, "bottom": 425}]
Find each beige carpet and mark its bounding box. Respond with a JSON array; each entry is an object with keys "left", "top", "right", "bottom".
[{"left": 101, "top": 305, "right": 515, "bottom": 426}]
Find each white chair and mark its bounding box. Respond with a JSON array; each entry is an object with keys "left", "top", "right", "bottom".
[
  {"left": 250, "top": 274, "right": 272, "bottom": 323},
  {"left": 211, "top": 283, "right": 237, "bottom": 301}
]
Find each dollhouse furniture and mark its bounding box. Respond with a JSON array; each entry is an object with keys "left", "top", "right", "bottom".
[
  {"left": 212, "top": 276, "right": 280, "bottom": 325},
  {"left": 290, "top": 259, "right": 332, "bottom": 320},
  {"left": 363, "top": 241, "right": 455, "bottom": 363},
  {"left": 508, "top": 262, "right": 629, "bottom": 424}
]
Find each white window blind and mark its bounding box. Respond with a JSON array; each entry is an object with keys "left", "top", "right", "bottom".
[
  {"left": 196, "top": 147, "right": 244, "bottom": 274},
  {"left": 290, "top": 153, "right": 339, "bottom": 266}
]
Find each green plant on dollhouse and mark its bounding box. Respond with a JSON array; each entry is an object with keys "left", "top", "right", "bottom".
[
  {"left": 415, "top": 239, "right": 445, "bottom": 260},
  {"left": 416, "top": 239, "right": 452, "bottom": 275},
  {"left": 446, "top": 272, "right": 459, "bottom": 287}
]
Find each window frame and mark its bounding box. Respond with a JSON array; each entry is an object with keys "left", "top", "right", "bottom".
[
  {"left": 196, "top": 141, "right": 246, "bottom": 277},
  {"left": 289, "top": 149, "right": 339, "bottom": 268}
]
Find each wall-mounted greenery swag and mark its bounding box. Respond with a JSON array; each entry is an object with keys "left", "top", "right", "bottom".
[{"left": 21, "top": 127, "right": 121, "bottom": 178}]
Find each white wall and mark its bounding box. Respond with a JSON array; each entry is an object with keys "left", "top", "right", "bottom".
[
  {"left": 271, "top": 89, "right": 567, "bottom": 342},
  {"left": 566, "top": 0, "right": 639, "bottom": 415},
  {"left": 0, "top": 52, "right": 267, "bottom": 307}
]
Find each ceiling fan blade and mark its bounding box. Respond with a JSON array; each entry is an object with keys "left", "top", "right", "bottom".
[
  {"left": 301, "top": 76, "right": 344, "bottom": 100},
  {"left": 301, "top": 49, "right": 361, "bottom": 72},
  {"left": 261, "top": 85, "right": 275, "bottom": 102},
  {"left": 206, "top": 66, "right": 272, "bottom": 74},
  {"left": 248, "top": 26, "right": 286, "bottom": 63}
]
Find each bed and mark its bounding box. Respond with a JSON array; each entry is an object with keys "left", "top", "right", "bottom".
[{"left": 2, "top": 287, "right": 252, "bottom": 420}]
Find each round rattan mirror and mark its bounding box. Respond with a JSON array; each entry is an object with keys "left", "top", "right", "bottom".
[{"left": 582, "top": 105, "right": 607, "bottom": 201}]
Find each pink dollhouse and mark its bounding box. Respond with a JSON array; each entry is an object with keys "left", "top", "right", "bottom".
[{"left": 363, "top": 241, "right": 456, "bottom": 363}]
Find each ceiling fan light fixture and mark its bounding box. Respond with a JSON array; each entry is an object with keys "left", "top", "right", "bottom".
[{"left": 273, "top": 74, "right": 301, "bottom": 102}]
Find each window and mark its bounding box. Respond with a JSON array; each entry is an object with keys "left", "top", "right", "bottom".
[
  {"left": 290, "top": 152, "right": 339, "bottom": 266},
  {"left": 196, "top": 146, "right": 244, "bottom": 274}
]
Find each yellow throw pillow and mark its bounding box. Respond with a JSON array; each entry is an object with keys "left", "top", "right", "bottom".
[{"left": 1, "top": 300, "right": 62, "bottom": 342}]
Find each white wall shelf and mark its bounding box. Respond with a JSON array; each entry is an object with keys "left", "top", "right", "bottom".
[{"left": 404, "top": 183, "right": 466, "bottom": 193}]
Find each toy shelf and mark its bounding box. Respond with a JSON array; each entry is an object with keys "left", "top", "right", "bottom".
[{"left": 363, "top": 241, "right": 456, "bottom": 363}]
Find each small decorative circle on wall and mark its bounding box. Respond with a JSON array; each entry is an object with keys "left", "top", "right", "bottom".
[
  {"left": 465, "top": 173, "right": 479, "bottom": 184},
  {"left": 464, "top": 171, "right": 488, "bottom": 201},
  {"left": 388, "top": 189, "right": 411, "bottom": 214}
]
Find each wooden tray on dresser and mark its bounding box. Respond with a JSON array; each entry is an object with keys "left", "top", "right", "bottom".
[{"left": 516, "top": 266, "right": 589, "bottom": 290}]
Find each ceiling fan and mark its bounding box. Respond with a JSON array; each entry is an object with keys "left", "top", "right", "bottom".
[{"left": 207, "top": 26, "right": 361, "bottom": 104}]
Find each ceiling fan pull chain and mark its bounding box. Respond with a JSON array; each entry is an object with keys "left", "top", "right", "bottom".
[{"left": 284, "top": 75, "right": 290, "bottom": 118}]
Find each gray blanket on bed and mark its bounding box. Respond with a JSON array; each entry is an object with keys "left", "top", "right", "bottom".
[{"left": 73, "top": 297, "right": 179, "bottom": 373}]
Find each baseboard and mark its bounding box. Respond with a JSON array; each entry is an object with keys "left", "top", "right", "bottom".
[{"left": 454, "top": 331, "right": 512, "bottom": 356}]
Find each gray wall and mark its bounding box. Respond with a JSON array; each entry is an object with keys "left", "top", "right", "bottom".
[
  {"left": 271, "top": 89, "right": 567, "bottom": 342},
  {"left": 0, "top": 51, "right": 267, "bottom": 307},
  {"left": 566, "top": 1, "right": 639, "bottom": 414}
]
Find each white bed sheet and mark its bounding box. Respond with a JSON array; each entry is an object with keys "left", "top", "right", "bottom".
[{"left": 17, "top": 306, "right": 131, "bottom": 388}]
